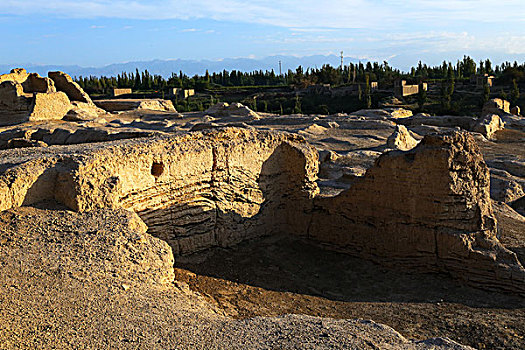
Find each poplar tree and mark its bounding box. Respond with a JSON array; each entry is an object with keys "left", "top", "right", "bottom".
[
  {"left": 482, "top": 82, "right": 491, "bottom": 106},
  {"left": 417, "top": 83, "right": 427, "bottom": 110},
  {"left": 364, "top": 75, "right": 371, "bottom": 109},
  {"left": 511, "top": 79, "right": 520, "bottom": 104}
]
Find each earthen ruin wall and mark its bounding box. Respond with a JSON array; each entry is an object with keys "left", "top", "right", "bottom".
[{"left": 0, "top": 128, "right": 523, "bottom": 293}]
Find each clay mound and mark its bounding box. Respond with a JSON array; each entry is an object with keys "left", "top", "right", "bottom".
[
  {"left": 299, "top": 123, "right": 328, "bottom": 135},
  {"left": 206, "top": 102, "right": 260, "bottom": 119},
  {"left": 472, "top": 114, "right": 505, "bottom": 140},
  {"left": 353, "top": 108, "right": 413, "bottom": 119},
  {"left": 94, "top": 99, "right": 177, "bottom": 113},
  {"left": 386, "top": 124, "right": 419, "bottom": 150},
  {"left": 0, "top": 205, "right": 174, "bottom": 286},
  {"left": 64, "top": 101, "right": 109, "bottom": 122}
]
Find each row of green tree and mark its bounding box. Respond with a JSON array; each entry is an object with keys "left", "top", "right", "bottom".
[
  {"left": 417, "top": 61, "right": 521, "bottom": 111},
  {"left": 74, "top": 56, "right": 525, "bottom": 95}
]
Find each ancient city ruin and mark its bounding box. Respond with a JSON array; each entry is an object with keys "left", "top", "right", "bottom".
[{"left": 1, "top": 68, "right": 524, "bottom": 349}]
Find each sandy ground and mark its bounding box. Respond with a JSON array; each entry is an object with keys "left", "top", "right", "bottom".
[
  {"left": 175, "top": 205, "right": 525, "bottom": 350},
  {"left": 0, "top": 204, "right": 474, "bottom": 350},
  {"left": 0, "top": 109, "right": 523, "bottom": 349}
]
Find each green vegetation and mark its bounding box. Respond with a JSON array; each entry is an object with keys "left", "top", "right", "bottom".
[
  {"left": 364, "top": 75, "right": 372, "bottom": 109},
  {"left": 511, "top": 79, "right": 520, "bottom": 105},
  {"left": 417, "top": 84, "right": 427, "bottom": 110},
  {"left": 75, "top": 56, "right": 524, "bottom": 115},
  {"left": 440, "top": 63, "right": 455, "bottom": 112},
  {"left": 482, "top": 82, "right": 491, "bottom": 107}
]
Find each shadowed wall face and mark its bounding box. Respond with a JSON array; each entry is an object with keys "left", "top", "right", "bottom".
[{"left": 308, "top": 132, "right": 524, "bottom": 294}]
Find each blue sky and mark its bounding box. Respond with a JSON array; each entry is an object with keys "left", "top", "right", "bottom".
[{"left": 1, "top": 0, "right": 524, "bottom": 71}]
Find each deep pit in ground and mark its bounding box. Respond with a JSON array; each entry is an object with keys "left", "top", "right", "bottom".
[
  {"left": 173, "top": 234, "right": 525, "bottom": 350},
  {"left": 1, "top": 125, "right": 524, "bottom": 348}
]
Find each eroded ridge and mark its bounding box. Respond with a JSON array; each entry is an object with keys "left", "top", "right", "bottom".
[
  {"left": 310, "top": 132, "right": 524, "bottom": 293},
  {"left": 0, "top": 128, "right": 319, "bottom": 256},
  {"left": 0, "top": 127, "right": 523, "bottom": 294}
]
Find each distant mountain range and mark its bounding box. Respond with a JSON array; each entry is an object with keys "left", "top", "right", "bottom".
[{"left": 0, "top": 55, "right": 360, "bottom": 78}]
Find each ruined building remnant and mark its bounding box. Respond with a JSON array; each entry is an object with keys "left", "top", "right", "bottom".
[
  {"left": 471, "top": 74, "right": 494, "bottom": 88},
  {"left": 0, "top": 128, "right": 522, "bottom": 295},
  {"left": 394, "top": 80, "right": 426, "bottom": 97},
  {"left": 112, "top": 88, "right": 132, "bottom": 97},
  {"left": 0, "top": 68, "right": 72, "bottom": 125},
  {"left": 168, "top": 88, "right": 195, "bottom": 99}
]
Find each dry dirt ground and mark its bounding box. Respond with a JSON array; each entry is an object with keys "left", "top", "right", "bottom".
[
  {"left": 175, "top": 221, "right": 524, "bottom": 350},
  {"left": 173, "top": 130, "right": 525, "bottom": 350},
  {"left": 1, "top": 203, "right": 476, "bottom": 350},
  {"left": 1, "top": 107, "right": 524, "bottom": 349}
]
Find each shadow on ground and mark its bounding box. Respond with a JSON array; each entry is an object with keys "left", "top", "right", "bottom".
[{"left": 176, "top": 234, "right": 524, "bottom": 309}]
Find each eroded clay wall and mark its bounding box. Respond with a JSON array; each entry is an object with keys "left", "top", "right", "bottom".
[
  {"left": 0, "top": 68, "right": 29, "bottom": 85},
  {"left": 52, "top": 128, "right": 319, "bottom": 255},
  {"left": 0, "top": 128, "right": 523, "bottom": 294},
  {"left": 309, "top": 132, "right": 524, "bottom": 293},
  {"left": 0, "top": 70, "right": 73, "bottom": 124},
  {"left": 48, "top": 71, "right": 93, "bottom": 104}
]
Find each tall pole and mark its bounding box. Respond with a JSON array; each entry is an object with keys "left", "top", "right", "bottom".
[
  {"left": 340, "top": 51, "right": 344, "bottom": 70},
  {"left": 279, "top": 60, "right": 282, "bottom": 76}
]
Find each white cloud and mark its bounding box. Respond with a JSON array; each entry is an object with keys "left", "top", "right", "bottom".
[
  {"left": 2, "top": 0, "right": 523, "bottom": 29},
  {"left": 1, "top": 0, "right": 525, "bottom": 60},
  {"left": 369, "top": 31, "right": 525, "bottom": 55},
  {"left": 289, "top": 28, "right": 339, "bottom": 33}
]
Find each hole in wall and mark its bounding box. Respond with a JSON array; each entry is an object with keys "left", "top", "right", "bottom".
[{"left": 151, "top": 161, "right": 164, "bottom": 178}]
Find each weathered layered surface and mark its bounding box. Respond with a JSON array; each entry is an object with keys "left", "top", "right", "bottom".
[
  {"left": 63, "top": 129, "right": 318, "bottom": 255},
  {"left": 94, "top": 99, "right": 177, "bottom": 112},
  {"left": 0, "top": 203, "right": 474, "bottom": 350},
  {"left": 0, "top": 121, "right": 155, "bottom": 149},
  {"left": 0, "top": 127, "right": 523, "bottom": 293},
  {"left": 0, "top": 128, "right": 319, "bottom": 256},
  {"left": 0, "top": 69, "right": 72, "bottom": 125},
  {"left": 310, "top": 132, "right": 524, "bottom": 293}
]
